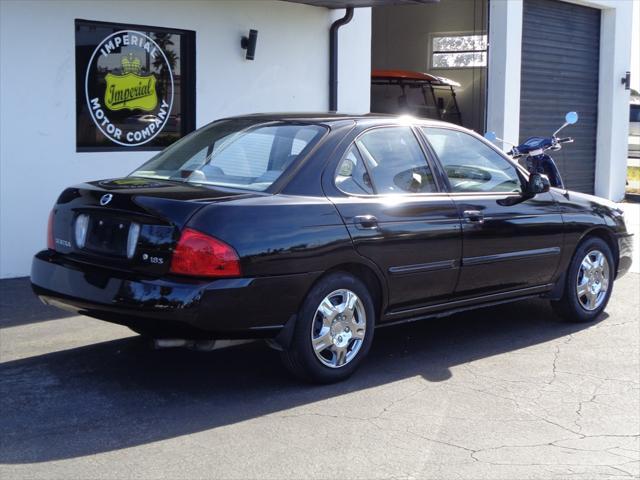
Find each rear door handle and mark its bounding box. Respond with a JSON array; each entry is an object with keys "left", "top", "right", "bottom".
[
  {"left": 463, "top": 210, "right": 484, "bottom": 224},
  {"left": 354, "top": 215, "right": 379, "bottom": 230}
]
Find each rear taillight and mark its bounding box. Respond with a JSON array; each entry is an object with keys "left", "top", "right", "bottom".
[
  {"left": 47, "top": 210, "right": 55, "bottom": 250},
  {"left": 170, "top": 228, "right": 241, "bottom": 278}
]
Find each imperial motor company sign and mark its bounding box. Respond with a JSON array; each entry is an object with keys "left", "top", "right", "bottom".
[{"left": 84, "top": 30, "right": 174, "bottom": 147}]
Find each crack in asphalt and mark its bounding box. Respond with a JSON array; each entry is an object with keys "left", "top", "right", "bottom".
[
  {"left": 274, "top": 326, "right": 639, "bottom": 478},
  {"left": 278, "top": 392, "right": 639, "bottom": 469}
]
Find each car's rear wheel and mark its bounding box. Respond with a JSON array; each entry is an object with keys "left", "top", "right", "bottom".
[
  {"left": 551, "top": 237, "right": 615, "bottom": 323},
  {"left": 280, "top": 272, "right": 375, "bottom": 383}
]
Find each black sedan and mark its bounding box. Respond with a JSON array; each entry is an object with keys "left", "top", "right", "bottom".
[{"left": 32, "top": 114, "right": 633, "bottom": 383}]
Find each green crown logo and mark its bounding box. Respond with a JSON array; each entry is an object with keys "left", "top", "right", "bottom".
[{"left": 121, "top": 53, "right": 142, "bottom": 75}]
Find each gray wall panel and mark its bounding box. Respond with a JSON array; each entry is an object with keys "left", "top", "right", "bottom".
[{"left": 520, "top": 0, "right": 600, "bottom": 193}]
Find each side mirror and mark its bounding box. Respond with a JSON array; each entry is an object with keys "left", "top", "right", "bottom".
[
  {"left": 565, "top": 111, "right": 579, "bottom": 125},
  {"left": 526, "top": 173, "right": 550, "bottom": 196},
  {"left": 498, "top": 173, "right": 550, "bottom": 206},
  {"left": 484, "top": 131, "right": 498, "bottom": 142},
  {"left": 554, "top": 111, "right": 579, "bottom": 136}
]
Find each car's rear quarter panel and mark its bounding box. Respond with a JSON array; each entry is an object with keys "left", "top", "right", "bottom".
[
  {"left": 186, "top": 194, "right": 357, "bottom": 277},
  {"left": 180, "top": 194, "right": 387, "bottom": 336}
]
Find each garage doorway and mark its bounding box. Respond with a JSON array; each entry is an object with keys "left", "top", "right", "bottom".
[
  {"left": 520, "top": 0, "right": 601, "bottom": 194},
  {"left": 371, "top": 0, "right": 488, "bottom": 134}
]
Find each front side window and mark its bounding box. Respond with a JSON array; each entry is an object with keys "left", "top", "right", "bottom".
[
  {"left": 422, "top": 127, "right": 522, "bottom": 193},
  {"left": 131, "top": 120, "right": 325, "bottom": 191},
  {"left": 337, "top": 127, "right": 437, "bottom": 195}
]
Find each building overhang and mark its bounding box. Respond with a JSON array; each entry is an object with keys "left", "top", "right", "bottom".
[{"left": 284, "top": 0, "right": 438, "bottom": 8}]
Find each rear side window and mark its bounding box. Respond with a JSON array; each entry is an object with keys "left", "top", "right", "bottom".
[
  {"left": 336, "top": 145, "right": 374, "bottom": 195},
  {"left": 422, "top": 127, "right": 522, "bottom": 193},
  {"left": 336, "top": 126, "right": 436, "bottom": 195}
]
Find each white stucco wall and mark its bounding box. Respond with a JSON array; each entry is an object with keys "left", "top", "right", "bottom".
[
  {"left": 487, "top": 0, "right": 633, "bottom": 202},
  {"left": 486, "top": 0, "right": 523, "bottom": 147},
  {"left": 0, "top": 1, "right": 371, "bottom": 279},
  {"left": 590, "top": 0, "right": 633, "bottom": 201},
  {"left": 632, "top": 0, "right": 640, "bottom": 93},
  {"left": 332, "top": 8, "right": 372, "bottom": 114}
]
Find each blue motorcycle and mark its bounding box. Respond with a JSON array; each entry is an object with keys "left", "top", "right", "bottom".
[{"left": 485, "top": 111, "right": 579, "bottom": 189}]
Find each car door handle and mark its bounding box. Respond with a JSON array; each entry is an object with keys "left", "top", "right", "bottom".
[
  {"left": 354, "top": 215, "right": 379, "bottom": 230},
  {"left": 463, "top": 210, "right": 484, "bottom": 224}
]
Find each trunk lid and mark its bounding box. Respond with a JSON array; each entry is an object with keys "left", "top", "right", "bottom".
[{"left": 50, "top": 177, "right": 258, "bottom": 276}]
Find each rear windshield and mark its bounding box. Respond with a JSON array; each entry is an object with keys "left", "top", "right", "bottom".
[{"left": 131, "top": 119, "right": 326, "bottom": 191}]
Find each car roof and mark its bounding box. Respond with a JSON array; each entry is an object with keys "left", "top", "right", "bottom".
[{"left": 223, "top": 112, "right": 462, "bottom": 129}]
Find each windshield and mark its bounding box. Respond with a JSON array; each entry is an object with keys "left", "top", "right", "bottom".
[{"left": 131, "top": 119, "right": 326, "bottom": 191}]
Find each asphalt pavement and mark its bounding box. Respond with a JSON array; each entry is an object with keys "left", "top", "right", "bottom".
[{"left": 1, "top": 266, "right": 638, "bottom": 479}]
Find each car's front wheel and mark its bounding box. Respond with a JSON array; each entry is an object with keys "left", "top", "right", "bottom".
[
  {"left": 551, "top": 237, "right": 615, "bottom": 323},
  {"left": 281, "top": 272, "right": 375, "bottom": 383}
]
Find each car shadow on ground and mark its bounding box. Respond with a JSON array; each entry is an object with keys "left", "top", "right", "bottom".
[
  {"left": 0, "top": 296, "right": 604, "bottom": 464},
  {"left": 0, "top": 278, "right": 74, "bottom": 327}
]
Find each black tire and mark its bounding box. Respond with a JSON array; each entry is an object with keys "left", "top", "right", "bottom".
[
  {"left": 551, "top": 237, "right": 615, "bottom": 323},
  {"left": 280, "top": 272, "right": 376, "bottom": 383}
]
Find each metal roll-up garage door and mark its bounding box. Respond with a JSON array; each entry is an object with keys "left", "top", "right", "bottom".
[{"left": 520, "top": 0, "right": 600, "bottom": 193}]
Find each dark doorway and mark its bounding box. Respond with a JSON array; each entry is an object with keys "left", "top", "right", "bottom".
[{"left": 371, "top": 0, "right": 489, "bottom": 134}]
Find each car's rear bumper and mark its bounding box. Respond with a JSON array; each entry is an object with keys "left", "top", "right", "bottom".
[
  {"left": 31, "top": 250, "right": 320, "bottom": 340},
  {"left": 617, "top": 233, "right": 633, "bottom": 279}
]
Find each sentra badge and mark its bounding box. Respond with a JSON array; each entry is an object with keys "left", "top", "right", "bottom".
[{"left": 85, "top": 30, "right": 174, "bottom": 147}]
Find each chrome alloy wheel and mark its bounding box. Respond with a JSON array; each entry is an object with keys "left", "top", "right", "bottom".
[
  {"left": 310, "top": 289, "right": 366, "bottom": 368},
  {"left": 576, "top": 249, "right": 611, "bottom": 311}
]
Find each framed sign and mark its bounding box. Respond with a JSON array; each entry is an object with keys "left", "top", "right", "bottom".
[{"left": 75, "top": 19, "right": 196, "bottom": 151}]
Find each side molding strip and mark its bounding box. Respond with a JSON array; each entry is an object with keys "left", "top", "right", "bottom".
[
  {"left": 388, "top": 259, "right": 457, "bottom": 275},
  {"left": 463, "top": 247, "right": 561, "bottom": 266},
  {"left": 385, "top": 283, "right": 555, "bottom": 320}
]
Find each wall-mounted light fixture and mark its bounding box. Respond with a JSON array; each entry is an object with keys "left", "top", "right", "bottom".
[
  {"left": 241, "top": 29, "right": 258, "bottom": 61},
  {"left": 622, "top": 71, "right": 631, "bottom": 90}
]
